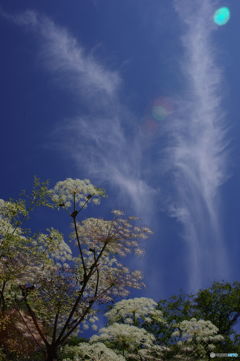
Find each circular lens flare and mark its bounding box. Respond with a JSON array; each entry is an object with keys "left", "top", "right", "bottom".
[
  {"left": 152, "top": 97, "right": 173, "bottom": 121},
  {"left": 213, "top": 7, "right": 230, "bottom": 26}
]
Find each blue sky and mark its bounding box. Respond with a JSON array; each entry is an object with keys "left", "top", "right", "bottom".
[{"left": 1, "top": 0, "right": 240, "bottom": 301}]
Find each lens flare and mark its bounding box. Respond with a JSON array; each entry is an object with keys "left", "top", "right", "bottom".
[
  {"left": 152, "top": 97, "right": 173, "bottom": 121},
  {"left": 213, "top": 7, "right": 230, "bottom": 26}
]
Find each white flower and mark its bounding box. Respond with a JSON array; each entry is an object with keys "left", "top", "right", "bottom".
[
  {"left": 90, "top": 323, "right": 155, "bottom": 354},
  {"left": 62, "top": 342, "right": 126, "bottom": 361},
  {"left": 105, "top": 297, "right": 164, "bottom": 326},
  {"left": 111, "top": 210, "right": 124, "bottom": 216},
  {"left": 172, "top": 318, "right": 224, "bottom": 359},
  {"left": 51, "top": 178, "right": 105, "bottom": 209}
]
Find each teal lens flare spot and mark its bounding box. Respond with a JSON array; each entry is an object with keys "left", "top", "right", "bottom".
[
  {"left": 213, "top": 7, "right": 230, "bottom": 26},
  {"left": 152, "top": 106, "right": 169, "bottom": 121}
]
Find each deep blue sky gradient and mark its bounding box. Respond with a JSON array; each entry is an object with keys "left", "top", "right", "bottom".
[{"left": 1, "top": 0, "right": 240, "bottom": 307}]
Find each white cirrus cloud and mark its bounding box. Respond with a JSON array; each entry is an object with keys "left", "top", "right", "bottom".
[
  {"left": 165, "top": 0, "right": 231, "bottom": 289},
  {"left": 2, "top": 8, "right": 157, "bottom": 219}
]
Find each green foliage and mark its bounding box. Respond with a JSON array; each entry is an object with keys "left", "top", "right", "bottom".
[
  {"left": 63, "top": 335, "right": 89, "bottom": 346},
  {"left": 144, "top": 293, "right": 194, "bottom": 345},
  {"left": 193, "top": 281, "right": 240, "bottom": 335},
  {"left": 192, "top": 281, "right": 240, "bottom": 354},
  {"left": 0, "top": 349, "right": 6, "bottom": 361},
  {"left": 152, "top": 282, "right": 240, "bottom": 357}
]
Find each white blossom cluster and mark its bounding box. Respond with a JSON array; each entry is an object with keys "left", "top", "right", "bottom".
[
  {"left": 172, "top": 318, "right": 224, "bottom": 344},
  {"left": 172, "top": 318, "right": 224, "bottom": 359},
  {"left": 35, "top": 227, "right": 72, "bottom": 264},
  {"left": 105, "top": 297, "right": 165, "bottom": 327},
  {"left": 90, "top": 323, "right": 156, "bottom": 356},
  {"left": 0, "top": 199, "right": 27, "bottom": 240},
  {"left": 71, "top": 254, "right": 143, "bottom": 309},
  {"left": 50, "top": 178, "right": 105, "bottom": 208},
  {"left": 62, "top": 342, "right": 126, "bottom": 361},
  {"left": 0, "top": 199, "right": 27, "bottom": 220},
  {"left": 0, "top": 199, "right": 45, "bottom": 297},
  {"left": 75, "top": 214, "right": 152, "bottom": 257},
  {"left": 128, "top": 345, "right": 167, "bottom": 361},
  {"left": 0, "top": 218, "right": 16, "bottom": 238},
  {"left": 81, "top": 312, "right": 99, "bottom": 331}
]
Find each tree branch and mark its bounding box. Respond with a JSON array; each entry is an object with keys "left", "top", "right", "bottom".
[
  {"left": 71, "top": 193, "right": 93, "bottom": 280},
  {"left": 0, "top": 280, "right": 6, "bottom": 311},
  {"left": 15, "top": 306, "right": 43, "bottom": 350},
  {"left": 60, "top": 284, "right": 113, "bottom": 345},
  {"left": 72, "top": 214, "right": 86, "bottom": 276},
  {"left": 56, "top": 237, "right": 110, "bottom": 344},
  {"left": 52, "top": 306, "right": 60, "bottom": 343},
  {"left": 21, "top": 290, "right": 49, "bottom": 347}
]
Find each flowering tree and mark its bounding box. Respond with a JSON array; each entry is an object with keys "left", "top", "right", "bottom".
[
  {"left": 170, "top": 318, "right": 224, "bottom": 360},
  {"left": 0, "top": 178, "right": 152, "bottom": 361}
]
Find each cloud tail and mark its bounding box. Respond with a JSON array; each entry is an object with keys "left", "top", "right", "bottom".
[{"left": 168, "top": 0, "right": 230, "bottom": 289}]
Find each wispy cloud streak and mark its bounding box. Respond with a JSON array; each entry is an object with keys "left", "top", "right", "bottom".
[
  {"left": 1, "top": 9, "right": 120, "bottom": 102},
  {"left": 3, "top": 9, "right": 156, "bottom": 218},
  {"left": 167, "top": 0, "right": 230, "bottom": 289}
]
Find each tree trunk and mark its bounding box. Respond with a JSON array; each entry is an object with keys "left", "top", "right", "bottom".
[{"left": 46, "top": 345, "right": 58, "bottom": 361}]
